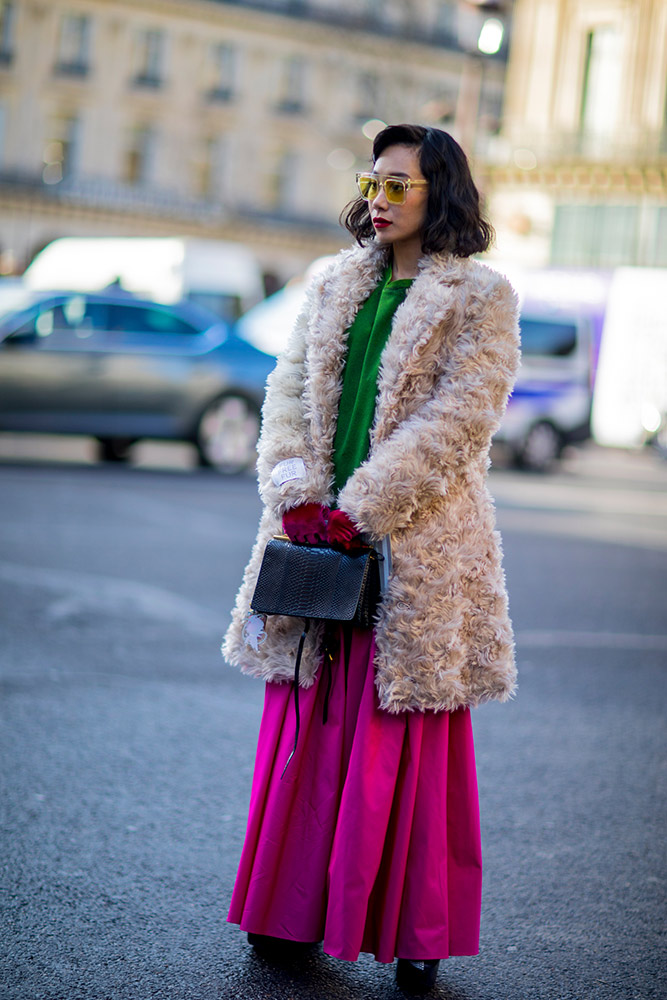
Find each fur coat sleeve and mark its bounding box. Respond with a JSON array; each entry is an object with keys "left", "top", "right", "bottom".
[{"left": 254, "top": 271, "right": 334, "bottom": 516}]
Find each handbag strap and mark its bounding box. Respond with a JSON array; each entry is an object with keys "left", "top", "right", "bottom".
[{"left": 280, "top": 618, "right": 310, "bottom": 779}]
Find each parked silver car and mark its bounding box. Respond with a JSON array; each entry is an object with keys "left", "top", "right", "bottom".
[{"left": 0, "top": 288, "right": 276, "bottom": 472}]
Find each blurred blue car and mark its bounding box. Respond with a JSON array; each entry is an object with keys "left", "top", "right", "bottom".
[{"left": 0, "top": 288, "right": 276, "bottom": 472}]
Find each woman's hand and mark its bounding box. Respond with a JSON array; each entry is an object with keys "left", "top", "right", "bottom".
[
  {"left": 282, "top": 503, "right": 329, "bottom": 544},
  {"left": 282, "top": 505, "right": 364, "bottom": 550},
  {"left": 327, "top": 509, "right": 364, "bottom": 550}
]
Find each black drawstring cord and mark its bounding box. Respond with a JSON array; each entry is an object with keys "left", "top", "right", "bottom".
[{"left": 281, "top": 618, "right": 310, "bottom": 779}]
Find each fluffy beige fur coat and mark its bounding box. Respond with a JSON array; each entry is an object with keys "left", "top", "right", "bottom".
[{"left": 223, "top": 241, "right": 521, "bottom": 713}]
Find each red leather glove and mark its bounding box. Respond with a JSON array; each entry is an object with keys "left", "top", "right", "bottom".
[
  {"left": 282, "top": 503, "right": 329, "bottom": 544},
  {"left": 327, "top": 509, "right": 363, "bottom": 550}
]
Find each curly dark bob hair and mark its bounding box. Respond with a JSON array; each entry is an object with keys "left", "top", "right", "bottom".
[{"left": 341, "top": 124, "right": 494, "bottom": 258}]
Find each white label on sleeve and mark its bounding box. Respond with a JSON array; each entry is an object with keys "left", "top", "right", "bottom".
[{"left": 271, "top": 457, "right": 307, "bottom": 486}]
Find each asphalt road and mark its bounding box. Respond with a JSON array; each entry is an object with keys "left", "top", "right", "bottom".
[{"left": 1, "top": 441, "right": 666, "bottom": 1000}]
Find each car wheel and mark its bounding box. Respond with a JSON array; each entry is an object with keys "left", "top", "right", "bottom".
[
  {"left": 97, "top": 437, "right": 136, "bottom": 463},
  {"left": 196, "top": 393, "right": 261, "bottom": 473},
  {"left": 516, "top": 422, "right": 562, "bottom": 472}
]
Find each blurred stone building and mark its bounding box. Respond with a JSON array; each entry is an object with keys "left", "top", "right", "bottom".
[
  {"left": 486, "top": 0, "right": 667, "bottom": 268},
  {"left": 0, "top": 0, "right": 509, "bottom": 287}
]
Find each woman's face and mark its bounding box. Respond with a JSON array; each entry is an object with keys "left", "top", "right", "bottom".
[{"left": 367, "top": 144, "right": 428, "bottom": 252}]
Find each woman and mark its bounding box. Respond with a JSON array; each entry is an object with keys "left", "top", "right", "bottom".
[{"left": 223, "top": 124, "right": 520, "bottom": 994}]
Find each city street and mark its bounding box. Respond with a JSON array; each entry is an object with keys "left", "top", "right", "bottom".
[{"left": 1, "top": 440, "right": 666, "bottom": 1000}]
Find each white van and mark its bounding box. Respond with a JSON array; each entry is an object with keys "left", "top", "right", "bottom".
[
  {"left": 591, "top": 268, "right": 667, "bottom": 452},
  {"left": 23, "top": 237, "right": 264, "bottom": 322}
]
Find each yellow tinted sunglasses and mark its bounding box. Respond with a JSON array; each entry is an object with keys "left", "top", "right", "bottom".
[{"left": 356, "top": 172, "right": 428, "bottom": 205}]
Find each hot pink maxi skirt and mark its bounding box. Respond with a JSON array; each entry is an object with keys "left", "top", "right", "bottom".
[{"left": 227, "top": 627, "right": 482, "bottom": 963}]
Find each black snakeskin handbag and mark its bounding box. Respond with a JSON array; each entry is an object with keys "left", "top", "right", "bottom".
[{"left": 251, "top": 536, "right": 381, "bottom": 627}]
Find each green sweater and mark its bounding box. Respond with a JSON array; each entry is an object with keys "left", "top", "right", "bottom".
[{"left": 332, "top": 266, "right": 413, "bottom": 496}]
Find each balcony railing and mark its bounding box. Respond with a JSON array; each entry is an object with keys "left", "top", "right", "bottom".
[
  {"left": 0, "top": 170, "right": 343, "bottom": 233},
  {"left": 488, "top": 129, "right": 667, "bottom": 166},
  {"left": 132, "top": 73, "right": 163, "bottom": 90},
  {"left": 54, "top": 61, "right": 89, "bottom": 78},
  {"left": 237, "top": 203, "right": 341, "bottom": 234},
  {"left": 0, "top": 170, "right": 223, "bottom": 221},
  {"left": 205, "top": 86, "right": 235, "bottom": 103}
]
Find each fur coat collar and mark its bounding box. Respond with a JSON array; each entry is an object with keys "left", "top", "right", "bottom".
[{"left": 303, "top": 243, "right": 480, "bottom": 496}]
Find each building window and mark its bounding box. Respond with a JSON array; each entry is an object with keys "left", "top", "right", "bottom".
[
  {"left": 276, "top": 56, "right": 307, "bottom": 114},
  {"left": 133, "top": 29, "right": 164, "bottom": 88},
  {"left": 195, "top": 137, "right": 213, "bottom": 198},
  {"left": 647, "top": 206, "right": 667, "bottom": 267},
  {"left": 479, "top": 81, "right": 502, "bottom": 136},
  {"left": 356, "top": 72, "right": 379, "bottom": 120},
  {"left": 42, "top": 115, "right": 80, "bottom": 184},
  {"left": 436, "top": 2, "right": 457, "bottom": 42},
  {"left": 55, "top": 13, "right": 91, "bottom": 77},
  {"left": 364, "top": 0, "right": 383, "bottom": 24},
  {"left": 0, "top": 1, "right": 15, "bottom": 65},
  {"left": 277, "top": 150, "right": 297, "bottom": 208},
  {"left": 580, "top": 25, "right": 623, "bottom": 145},
  {"left": 421, "top": 85, "right": 457, "bottom": 125},
  {"left": 654, "top": 207, "right": 667, "bottom": 265},
  {"left": 124, "top": 125, "right": 155, "bottom": 184},
  {"left": 195, "top": 135, "right": 229, "bottom": 199},
  {"left": 551, "top": 204, "right": 640, "bottom": 267},
  {"left": 267, "top": 149, "right": 300, "bottom": 211},
  {"left": 207, "top": 42, "right": 236, "bottom": 102}
]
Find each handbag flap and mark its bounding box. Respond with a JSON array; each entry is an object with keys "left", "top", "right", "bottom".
[{"left": 251, "top": 538, "right": 375, "bottom": 621}]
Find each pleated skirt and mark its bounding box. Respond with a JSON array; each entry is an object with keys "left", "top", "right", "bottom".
[{"left": 227, "top": 626, "right": 482, "bottom": 963}]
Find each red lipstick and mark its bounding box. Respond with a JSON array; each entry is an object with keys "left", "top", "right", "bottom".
[{"left": 373, "top": 218, "right": 391, "bottom": 229}]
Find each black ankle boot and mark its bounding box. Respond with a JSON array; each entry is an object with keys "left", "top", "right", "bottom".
[
  {"left": 247, "top": 932, "right": 277, "bottom": 951},
  {"left": 396, "top": 958, "right": 441, "bottom": 994},
  {"left": 247, "top": 931, "right": 317, "bottom": 957}
]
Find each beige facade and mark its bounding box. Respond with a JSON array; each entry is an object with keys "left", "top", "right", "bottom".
[
  {"left": 485, "top": 0, "right": 667, "bottom": 268},
  {"left": 0, "top": 0, "right": 508, "bottom": 287}
]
